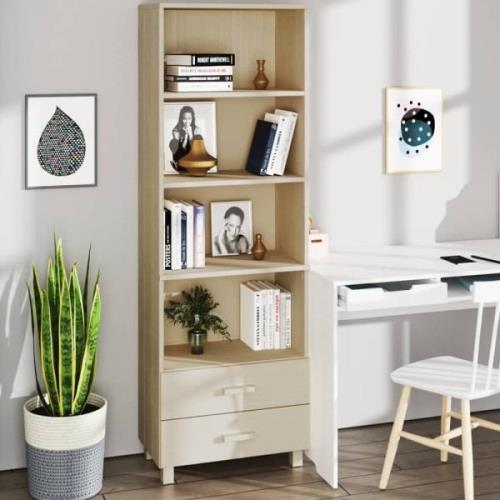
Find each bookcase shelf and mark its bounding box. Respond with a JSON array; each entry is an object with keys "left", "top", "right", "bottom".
[
  {"left": 164, "top": 90, "right": 305, "bottom": 100},
  {"left": 164, "top": 339, "right": 305, "bottom": 372},
  {"left": 164, "top": 170, "right": 305, "bottom": 189},
  {"left": 139, "top": 2, "right": 309, "bottom": 484},
  {"left": 162, "top": 251, "right": 307, "bottom": 281}
]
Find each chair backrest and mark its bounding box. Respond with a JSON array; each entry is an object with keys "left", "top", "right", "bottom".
[{"left": 470, "top": 281, "right": 500, "bottom": 391}]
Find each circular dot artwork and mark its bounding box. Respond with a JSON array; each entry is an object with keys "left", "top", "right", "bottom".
[
  {"left": 397, "top": 101, "right": 435, "bottom": 157},
  {"left": 37, "top": 106, "right": 86, "bottom": 176}
]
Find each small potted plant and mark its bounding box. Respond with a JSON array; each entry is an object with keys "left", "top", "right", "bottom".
[
  {"left": 165, "top": 285, "right": 230, "bottom": 354},
  {"left": 24, "top": 238, "right": 105, "bottom": 500}
]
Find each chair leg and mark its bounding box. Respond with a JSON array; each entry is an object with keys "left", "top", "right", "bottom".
[
  {"left": 440, "top": 395, "right": 452, "bottom": 463},
  {"left": 379, "top": 385, "right": 412, "bottom": 490},
  {"left": 461, "top": 399, "right": 474, "bottom": 500}
]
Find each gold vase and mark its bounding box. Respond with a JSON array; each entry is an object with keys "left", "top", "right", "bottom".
[
  {"left": 251, "top": 233, "right": 267, "bottom": 260},
  {"left": 178, "top": 136, "right": 217, "bottom": 176},
  {"left": 253, "top": 60, "right": 269, "bottom": 90}
]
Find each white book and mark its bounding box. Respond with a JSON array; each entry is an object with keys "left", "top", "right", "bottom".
[
  {"left": 164, "top": 200, "right": 182, "bottom": 270},
  {"left": 264, "top": 113, "right": 288, "bottom": 176},
  {"left": 263, "top": 280, "right": 281, "bottom": 349},
  {"left": 276, "top": 284, "right": 292, "bottom": 349},
  {"left": 241, "top": 282, "right": 264, "bottom": 350},
  {"left": 254, "top": 281, "right": 275, "bottom": 349},
  {"left": 180, "top": 202, "right": 194, "bottom": 269},
  {"left": 166, "top": 81, "right": 233, "bottom": 92},
  {"left": 274, "top": 109, "right": 298, "bottom": 175},
  {"left": 192, "top": 201, "right": 205, "bottom": 269},
  {"left": 165, "top": 65, "right": 234, "bottom": 76}
]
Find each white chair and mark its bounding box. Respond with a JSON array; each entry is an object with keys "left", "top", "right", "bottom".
[{"left": 379, "top": 280, "right": 500, "bottom": 500}]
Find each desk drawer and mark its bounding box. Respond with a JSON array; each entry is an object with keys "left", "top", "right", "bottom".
[
  {"left": 162, "top": 358, "right": 309, "bottom": 420},
  {"left": 162, "top": 405, "right": 309, "bottom": 467},
  {"left": 338, "top": 279, "right": 447, "bottom": 312}
]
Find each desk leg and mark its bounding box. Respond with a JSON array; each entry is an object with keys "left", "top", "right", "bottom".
[{"left": 309, "top": 273, "right": 339, "bottom": 489}]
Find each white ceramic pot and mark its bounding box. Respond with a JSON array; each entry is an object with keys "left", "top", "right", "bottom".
[{"left": 23, "top": 393, "right": 107, "bottom": 500}]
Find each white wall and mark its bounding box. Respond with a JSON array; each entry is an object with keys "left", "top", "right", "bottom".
[{"left": 1, "top": 0, "right": 500, "bottom": 470}]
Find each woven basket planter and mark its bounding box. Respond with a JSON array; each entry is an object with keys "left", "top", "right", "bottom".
[{"left": 24, "top": 393, "right": 107, "bottom": 500}]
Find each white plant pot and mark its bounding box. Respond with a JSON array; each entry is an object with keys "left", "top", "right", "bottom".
[{"left": 23, "top": 393, "right": 107, "bottom": 500}]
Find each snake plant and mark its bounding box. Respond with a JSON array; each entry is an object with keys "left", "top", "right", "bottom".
[{"left": 27, "top": 238, "right": 101, "bottom": 416}]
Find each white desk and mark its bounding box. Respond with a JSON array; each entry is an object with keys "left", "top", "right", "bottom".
[{"left": 309, "top": 239, "right": 500, "bottom": 488}]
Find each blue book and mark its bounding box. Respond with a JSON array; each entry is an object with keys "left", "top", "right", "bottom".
[{"left": 246, "top": 120, "right": 277, "bottom": 176}]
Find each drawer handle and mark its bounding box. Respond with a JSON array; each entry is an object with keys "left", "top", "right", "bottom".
[
  {"left": 222, "top": 431, "right": 256, "bottom": 443},
  {"left": 222, "top": 385, "right": 256, "bottom": 396}
]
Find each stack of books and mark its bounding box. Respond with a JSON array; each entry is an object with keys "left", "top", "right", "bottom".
[
  {"left": 164, "top": 53, "right": 235, "bottom": 92},
  {"left": 245, "top": 109, "right": 298, "bottom": 176},
  {"left": 164, "top": 200, "right": 205, "bottom": 270},
  {"left": 240, "top": 280, "right": 292, "bottom": 351}
]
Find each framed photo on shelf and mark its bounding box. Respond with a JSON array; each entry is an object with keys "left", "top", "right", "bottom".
[
  {"left": 211, "top": 200, "right": 253, "bottom": 256},
  {"left": 164, "top": 101, "right": 217, "bottom": 175},
  {"left": 385, "top": 87, "right": 442, "bottom": 174},
  {"left": 25, "top": 94, "right": 97, "bottom": 189}
]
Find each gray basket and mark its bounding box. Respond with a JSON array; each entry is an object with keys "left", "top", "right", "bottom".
[{"left": 26, "top": 440, "right": 104, "bottom": 500}]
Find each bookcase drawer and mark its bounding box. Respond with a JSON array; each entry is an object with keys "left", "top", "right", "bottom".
[
  {"left": 161, "top": 404, "right": 309, "bottom": 467},
  {"left": 338, "top": 279, "right": 447, "bottom": 312},
  {"left": 162, "top": 358, "right": 309, "bottom": 420}
]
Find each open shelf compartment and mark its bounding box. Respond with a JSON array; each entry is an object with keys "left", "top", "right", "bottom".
[{"left": 163, "top": 270, "right": 306, "bottom": 368}]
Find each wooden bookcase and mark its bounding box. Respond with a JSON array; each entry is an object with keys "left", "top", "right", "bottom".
[{"left": 139, "top": 3, "right": 309, "bottom": 484}]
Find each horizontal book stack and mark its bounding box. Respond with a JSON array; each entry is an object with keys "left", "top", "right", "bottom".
[
  {"left": 164, "top": 200, "right": 205, "bottom": 270},
  {"left": 164, "top": 53, "right": 235, "bottom": 92},
  {"left": 245, "top": 109, "right": 298, "bottom": 176},
  {"left": 240, "top": 280, "right": 292, "bottom": 351}
]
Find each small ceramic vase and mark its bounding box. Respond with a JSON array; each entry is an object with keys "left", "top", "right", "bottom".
[
  {"left": 188, "top": 330, "right": 207, "bottom": 355},
  {"left": 251, "top": 233, "right": 267, "bottom": 260},
  {"left": 253, "top": 60, "right": 269, "bottom": 90}
]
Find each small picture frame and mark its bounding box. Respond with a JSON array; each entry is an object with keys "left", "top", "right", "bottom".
[
  {"left": 25, "top": 94, "right": 97, "bottom": 189},
  {"left": 385, "top": 87, "right": 442, "bottom": 174},
  {"left": 164, "top": 101, "right": 217, "bottom": 174},
  {"left": 211, "top": 200, "right": 253, "bottom": 256}
]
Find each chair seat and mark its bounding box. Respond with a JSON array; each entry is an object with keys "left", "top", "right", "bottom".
[{"left": 391, "top": 356, "right": 500, "bottom": 400}]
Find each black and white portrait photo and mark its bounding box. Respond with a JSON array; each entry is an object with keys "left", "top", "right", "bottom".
[
  {"left": 163, "top": 101, "right": 217, "bottom": 174},
  {"left": 211, "top": 201, "right": 253, "bottom": 256}
]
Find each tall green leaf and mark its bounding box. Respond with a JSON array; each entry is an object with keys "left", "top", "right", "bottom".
[
  {"left": 70, "top": 266, "right": 85, "bottom": 385},
  {"left": 40, "top": 290, "right": 59, "bottom": 414},
  {"left": 55, "top": 239, "right": 66, "bottom": 293},
  {"left": 83, "top": 245, "right": 91, "bottom": 321},
  {"left": 27, "top": 285, "right": 50, "bottom": 414},
  {"left": 73, "top": 283, "right": 101, "bottom": 414},
  {"left": 58, "top": 277, "right": 74, "bottom": 415},
  {"left": 47, "top": 259, "right": 59, "bottom": 380},
  {"left": 32, "top": 267, "right": 42, "bottom": 336}
]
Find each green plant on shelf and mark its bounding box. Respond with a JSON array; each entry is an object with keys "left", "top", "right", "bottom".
[{"left": 165, "top": 286, "right": 230, "bottom": 354}]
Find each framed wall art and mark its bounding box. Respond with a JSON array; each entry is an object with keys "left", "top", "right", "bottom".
[
  {"left": 25, "top": 94, "right": 97, "bottom": 189},
  {"left": 385, "top": 87, "right": 442, "bottom": 174}
]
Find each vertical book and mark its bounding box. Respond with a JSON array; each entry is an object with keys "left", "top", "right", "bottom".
[{"left": 245, "top": 120, "right": 277, "bottom": 176}]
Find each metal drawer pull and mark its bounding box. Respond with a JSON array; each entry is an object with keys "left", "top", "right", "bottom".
[
  {"left": 222, "top": 431, "right": 256, "bottom": 443},
  {"left": 222, "top": 385, "right": 256, "bottom": 396}
]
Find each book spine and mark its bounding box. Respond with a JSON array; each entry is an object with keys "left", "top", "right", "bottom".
[
  {"left": 165, "top": 65, "right": 234, "bottom": 76},
  {"left": 285, "top": 293, "right": 292, "bottom": 348},
  {"left": 279, "top": 290, "right": 286, "bottom": 349},
  {"left": 262, "top": 127, "right": 277, "bottom": 176},
  {"left": 165, "top": 75, "right": 233, "bottom": 82},
  {"left": 165, "top": 201, "right": 181, "bottom": 270},
  {"left": 166, "top": 81, "right": 233, "bottom": 92},
  {"left": 255, "top": 290, "right": 262, "bottom": 350},
  {"left": 164, "top": 208, "right": 172, "bottom": 270},
  {"left": 266, "top": 126, "right": 283, "bottom": 176},
  {"left": 193, "top": 204, "right": 205, "bottom": 269},
  {"left": 183, "top": 204, "right": 194, "bottom": 269},
  {"left": 273, "top": 288, "right": 280, "bottom": 349},
  {"left": 276, "top": 112, "right": 298, "bottom": 175},
  {"left": 180, "top": 211, "right": 187, "bottom": 269},
  {"left": 192, "top": 54, "right": 235, "bottom": 66}
]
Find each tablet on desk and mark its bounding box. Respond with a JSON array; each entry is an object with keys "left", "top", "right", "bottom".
[{"left": 440, "top": 255, "right": 475, "bottom": 265}]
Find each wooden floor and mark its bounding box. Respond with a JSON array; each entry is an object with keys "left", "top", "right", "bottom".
[{"left": 4, "top": 410, "right": 500, "bottom": 499}]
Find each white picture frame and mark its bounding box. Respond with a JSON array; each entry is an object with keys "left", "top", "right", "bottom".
[
  {"left": 25, "top": 94, "right": 97, "bottom": 189},
  {"left": 211, "top": 200, "right": 253, "bottom": 256},
  {"left": 386, "top": 87, "right": 442, "bottom": 174},
  {"left": 164, "top": 101, "right": 217, "bottom": 175}
]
